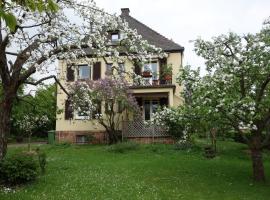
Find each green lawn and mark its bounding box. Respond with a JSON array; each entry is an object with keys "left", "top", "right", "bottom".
[{"left": 1, "top": 140, "right": 270, "bottom": 200}]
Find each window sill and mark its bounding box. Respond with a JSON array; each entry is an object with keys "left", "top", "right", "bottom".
[{"left": 77, "top": 78, "right": 91, "bottom": 81}]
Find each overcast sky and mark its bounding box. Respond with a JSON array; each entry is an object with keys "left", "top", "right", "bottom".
[{"left": 96, "top": 0, "right": 270, "bottom": 69}]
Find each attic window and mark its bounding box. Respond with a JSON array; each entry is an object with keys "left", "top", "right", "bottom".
[{"left": 111, "top": 33, "right": 119, "bottom": 42}]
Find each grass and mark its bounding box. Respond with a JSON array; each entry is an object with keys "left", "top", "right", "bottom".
[{"left": 0, "top": 140, "right": 270, "bottom": 200}]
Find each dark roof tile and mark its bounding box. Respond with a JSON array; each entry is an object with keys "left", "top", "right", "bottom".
[{"left": 120, "top": 9, "right": 184, "bottom": 52}]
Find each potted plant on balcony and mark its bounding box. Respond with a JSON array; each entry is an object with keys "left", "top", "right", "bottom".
[
  {"left": 142, "top": 69, "right": 152, "bottom": 78},
  {"left": 161, "top": 64, "right": 173, "bottom": 81}
]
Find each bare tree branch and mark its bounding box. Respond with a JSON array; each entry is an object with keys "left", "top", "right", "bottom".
[
  {"left": 5, "top": 51, "right": 19, "bottom": 56},
  {"left": 257, "top": 74, "right": 270, "bottom": 103},
  {"left": 24, "top": 75, "right": 69, "bottom": 96}
]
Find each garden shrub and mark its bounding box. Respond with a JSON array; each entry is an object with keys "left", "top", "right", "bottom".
[
  {"left": 0, "top": 153, "right": 39, "bottom": 185},
  {"left": 149, "top": 107, "right": 186, "bottom": 139},
  {"left": 107, "top": 141, "right": 139, "bottom": 153}
]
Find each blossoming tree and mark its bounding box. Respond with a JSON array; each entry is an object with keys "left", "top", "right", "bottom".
[
  {"left": 16, "top": 114, "right": 48, "bottom": 151},
  {"left": 178, "top": 18, "right": 270, "bottom": 182},
  {"left": 70, "top": 77, "right": 140, "bottom": 144},
  {"left": 0, "top": 0, "right": 163, "bottom": 158}
]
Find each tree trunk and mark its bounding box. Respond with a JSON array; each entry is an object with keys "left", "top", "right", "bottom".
[
  {"left": 250, "top": 133, "right": 265, "bottom": 182},
  {"left": 250, "top": 148, "right": 265, "bottom": 182},
  {"left": 0, "top": 98, "right": 13, "bottom": 159},
  {"left": 107, "top": 130, "right": 119, "bottom": 144},
  {"left": 28, "top": 133, "right": 31, "bottom": 152}
]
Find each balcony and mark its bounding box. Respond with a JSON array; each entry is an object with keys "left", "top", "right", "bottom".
[{"left": 132, "top": 72, "right": 173, "bottom": 87}]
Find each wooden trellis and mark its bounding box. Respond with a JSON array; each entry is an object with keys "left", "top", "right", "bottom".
[{"left": 122, "top": 120, "right": 169, "bottom": 138}]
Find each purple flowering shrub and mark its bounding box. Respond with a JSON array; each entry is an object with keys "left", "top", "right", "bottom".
[{"left": 70, "top": 77, "right": 140, "bottom": 144}]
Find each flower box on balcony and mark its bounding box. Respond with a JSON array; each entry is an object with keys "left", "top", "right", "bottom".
[
  {"left": 142, "top": 71, "right": 152, "bottom": 78},
  {"left": 164, "top": 74, "right": 172, "bottom": 80}
]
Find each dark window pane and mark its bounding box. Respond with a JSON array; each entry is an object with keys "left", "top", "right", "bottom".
[
  {"left": 152, "top": 100, "right": 159, "bottom": 114},
  {"left": 144, "top": 101, "right": 150, "bottom": 121}
]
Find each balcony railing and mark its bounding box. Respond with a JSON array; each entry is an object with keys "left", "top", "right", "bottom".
[
  {"left": 133, "top": 78, "right": 172, "bottom": 86},
  {"left": 132, "top": 71, "right": 173, "bottom": 86}
]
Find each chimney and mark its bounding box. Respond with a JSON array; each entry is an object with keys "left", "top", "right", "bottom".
[{"left": 121, "top": 8, "right": 130, "bottom": 16}]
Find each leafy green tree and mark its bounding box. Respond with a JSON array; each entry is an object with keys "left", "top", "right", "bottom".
[
  {"left": 11, "top": 84, "right": 56, "bottom": 140},
  {"left": 178, "top": 18, "right": 270, "bottom": 181},
  {"left": 0, "top": 0, "right": 58, "bottom": 31}
]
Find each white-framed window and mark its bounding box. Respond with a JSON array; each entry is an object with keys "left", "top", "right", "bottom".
[
  {"left": 111, "top": 33, "right": 119, "bottom": 42},
  {"left": 143, "top": 61, "right": 158, "bottom": 79},
  {"left": 78, "top": 65, "right": 91, "bottom": 80}
]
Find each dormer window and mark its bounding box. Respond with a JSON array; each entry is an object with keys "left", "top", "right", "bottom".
[{"left": 111, "top": 33, "right": 120, "bottom": 42}]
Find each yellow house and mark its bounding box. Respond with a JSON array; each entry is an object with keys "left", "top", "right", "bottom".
[{"left": 56, "top": 8, "right": 184, "bottom": 144}]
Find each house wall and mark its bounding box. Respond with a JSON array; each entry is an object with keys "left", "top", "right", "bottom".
[
  {"left": 55, "top": 52, "right": 183, "bottom": 143},
  {"left": 167, "top": 52, "right": 183, "bottom": 107}
]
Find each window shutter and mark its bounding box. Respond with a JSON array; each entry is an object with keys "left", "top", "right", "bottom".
[
  {"left": 159, "top": 58, "right": 167, "bottom": 84},
  {"left": 159, "top": 58, "right": 167, "bottom": 74},
  {"left": 65, "top": 100, "right": 73, "bottom": 120},
  {"left": 93, "top": 62, "right": 101, "bottom": 80},
  {"left": 134, "top": 61, "right": 141, "bottom": 75},
  {"left": 66, "top": 65, "right": 75, "bottom": 82}
]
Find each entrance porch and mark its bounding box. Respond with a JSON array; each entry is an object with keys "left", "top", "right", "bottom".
[{"left": 122, "top": 90, "right": 173, "bottom": 141}]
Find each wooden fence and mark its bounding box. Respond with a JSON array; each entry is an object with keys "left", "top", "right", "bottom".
[{"left": 122, "top": 120, "right": 169, "bottom": 138}]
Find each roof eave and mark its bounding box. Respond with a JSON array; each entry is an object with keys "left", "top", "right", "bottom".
[{"left": 164, "top": 48, "right": 185, "bottom": 53}]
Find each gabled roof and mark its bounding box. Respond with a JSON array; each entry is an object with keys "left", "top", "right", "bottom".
[{"left": 120, "top": 8, "right": 184, "bottom": 53}]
